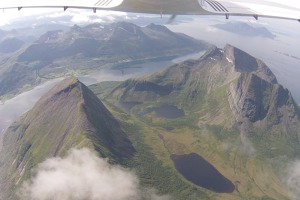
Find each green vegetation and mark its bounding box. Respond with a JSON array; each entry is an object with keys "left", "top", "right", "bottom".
[
  {"left": 2, "top": 44, "right": 300, "bottom": 200},
  {"left": 104, "top": 45, "right": 300, "bottom": 199},
  {"left": 0, "top": 78, "right": 135, "bottom": 200},
  {"left": 121, "top": 118, "right": 211, "bottom": 200}
]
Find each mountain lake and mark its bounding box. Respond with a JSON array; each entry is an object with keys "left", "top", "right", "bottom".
[{"left": 171, "top": 153, "right": 235, "bottom": 193}]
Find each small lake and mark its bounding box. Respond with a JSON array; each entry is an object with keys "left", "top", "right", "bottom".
[
  {"left": 171, "top": 153, "right": 235, "bottom": 193},
  {"left": 141, "top": 105, "right": 184, "bottom": 119}
]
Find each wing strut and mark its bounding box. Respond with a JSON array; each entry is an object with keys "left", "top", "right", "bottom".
[
  {"left": 167, "top": 14, "right": 177, "bottom": 24},
  {"left": 64, "top": 6, "right": 68, "bottom": 11},
  {"left": 18, "top": 7, "right": 22, "bottom": 11}
]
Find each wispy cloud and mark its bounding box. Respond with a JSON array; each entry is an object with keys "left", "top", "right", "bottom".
[
  {"left": 285, "top": 160, "right": 300, "bottom": 198},
  {"left": 0, "top": 9, "right": 130, "bottom": 28},
  {"left": 18, "top": 148, "right": 170, "bottom": 200}
]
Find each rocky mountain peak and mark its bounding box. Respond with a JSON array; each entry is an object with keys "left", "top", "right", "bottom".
[
  {"left": 0, "top": 77, "right": 136, "bottom": 199},
  {"left": 225, "top": 45, "right": 298, "bottom": 129},
  {"left": 112, "top": 44, "right": 299, "bottom": 133},
  {"left": 224, "top": 44, "right": 277, "bottom": 83}
]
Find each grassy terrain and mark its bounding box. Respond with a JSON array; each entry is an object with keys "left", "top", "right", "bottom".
[
  {"left": 0, "top": 78, "right": 135, "bottom": 200},
  {"left": 92, "top": 79, "right": 294, "bottom": 200}
]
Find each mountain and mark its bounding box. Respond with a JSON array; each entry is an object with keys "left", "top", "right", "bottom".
[
  {"left": 214, "top": 22, "right": 275, "bottom": 38},
  {"left": 0, "top": 21, "right": 210, "bottom": 99},
  {"left": 108, "top": 44, "right": 300, "bottom": 199},
  {"left": 18, "top": 22, "right": 207, "bottom": 61},
  {"left": 111, "top": 44, "right": 299, "bottom": 134},
  {"left": 0, "top": 24, "right": 68, "bottom": 44},
  {"left": 0, "top": 38, "right": 25, "bottom": 53},
  {"left": 2, "top": 44, "right": 298, "bottom": 200},
  {"left": 0, "top": 77, "right": 135, "bottom": 200}
]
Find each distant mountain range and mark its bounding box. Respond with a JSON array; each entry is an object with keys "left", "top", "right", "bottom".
[
  {"left": 18, "top": 22, "right": 207, "bottom": 62},
  {"left": 1, "top": 44, "right": 299, "bottom": 200},
  {"left": 0, "top": 24, "right": 69, "bottom": 45},
  {"left": 214, "top": 22, "right": 276, "bottom": 38},
  {"left": 0, "top": 22, "right": 209, "bottom": 99}
]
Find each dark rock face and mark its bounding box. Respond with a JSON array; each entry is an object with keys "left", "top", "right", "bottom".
[
  {"left": 225, "top": 44, "right": 299, "bottom": 133},
  {"left": 224, "top": 44, "right": 277, "bottom": 83},
  {"left": 231, "top": 73, "right": 271, "bottom": 122}
]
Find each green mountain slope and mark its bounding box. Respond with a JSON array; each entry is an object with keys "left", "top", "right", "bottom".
[
  {"left": 2, "top": 44, "right": 299, "bottom": 200},
  {"left": 107, "top": 44, "right": 300, "bottom": 200},
  {"left": 0, "top": 77, "right": 135, "bottom": 200}
]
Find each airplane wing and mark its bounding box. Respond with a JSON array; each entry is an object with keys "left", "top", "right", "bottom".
[
  {"left": 0, "top": 0, "right": 299, "bottom": 21},
  {"left": 199, "top": 0, "right": 300, "bottom": 21}
]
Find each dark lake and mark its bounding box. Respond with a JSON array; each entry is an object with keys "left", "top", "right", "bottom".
[
  {"left": 171, "top": 153, "right": 235, "bottom": 193},
  {"left": 141, "top": 105, "right": 184, "bottom": 119}
]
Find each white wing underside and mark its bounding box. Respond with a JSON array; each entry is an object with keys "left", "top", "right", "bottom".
[
  {"left": 0, "top": 0, "right": 299, "bottom": 21},
  {"left": 0, "top": 0, "right": 124, "bottom": 9},
  {"left": 200, "top": 0, "right": 300, "bottom": 21}
]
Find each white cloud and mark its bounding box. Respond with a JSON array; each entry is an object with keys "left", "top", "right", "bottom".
[
  {"left": 18, "top": 148, "right": 170, "bottom": 200},
  {"left": 205, "top": 26, "right": 218, "bottom": 32},
  {"left": 0, "top": 8, "right": 130, "bottom": 28},
  {"left": 71, "top": 14, "right": 94, "bottom": 24},
  {"left": 286, "top": 160, "right": 300, "bottom": 196}
]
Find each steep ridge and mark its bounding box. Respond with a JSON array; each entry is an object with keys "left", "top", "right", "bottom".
[{"left": 0, "top": 77, "right": 135, "bottom": 199}]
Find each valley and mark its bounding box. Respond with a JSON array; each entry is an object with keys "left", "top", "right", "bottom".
[{"left": 0, "top": 22, "right": 209, "bottom": 101}]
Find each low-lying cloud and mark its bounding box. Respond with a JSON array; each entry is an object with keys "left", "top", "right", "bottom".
[
  {"left": 18, "top": 148, "right": 170, "bottom": 200},
  {"left": 285, "top": 160, "right": 300, "bottom": 198}
]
